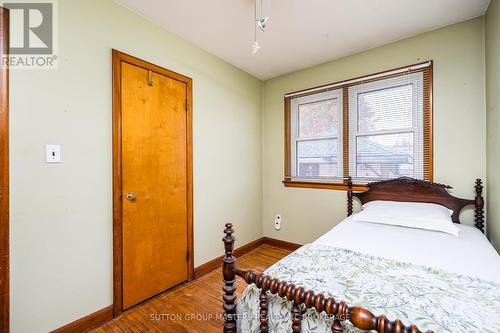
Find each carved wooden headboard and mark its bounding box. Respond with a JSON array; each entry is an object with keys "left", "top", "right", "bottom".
[{"left": 346, "top": 177, "right": 485, "bottom": 232}]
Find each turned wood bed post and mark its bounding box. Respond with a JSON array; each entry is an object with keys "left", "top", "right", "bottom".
[
  {"left": 291, "top": 302, "right": 302, "bottom": 333},
  {"left": 474, "top": 179, "right": 485, "bottom": 233},
  {"left": 259, "top": 290, "right": 269, "bottom": 332},
  {"left": 331, "top": 319, "right": 343, "bottom": 333},
  {"left": 347, "top": 176, "right": 353, "bottom": 217},
  {"left": 222, "top": 223, "right": 237, "bottom": 333}
]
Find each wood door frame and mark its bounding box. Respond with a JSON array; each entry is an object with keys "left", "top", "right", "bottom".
[
  {"left": 112, "top": 50, "right": 194, "bottom": 317},
  {"left": 0, "top": 6, "right": 9, "bottom": 333}
]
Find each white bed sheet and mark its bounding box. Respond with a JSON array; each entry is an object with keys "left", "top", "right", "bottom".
[{"left": 313, "top": 215, "right": 500, "bottom": 283}]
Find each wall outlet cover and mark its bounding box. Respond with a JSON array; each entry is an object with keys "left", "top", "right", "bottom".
[{"left": 274, "top": 214, "right": 281, "bottom": 230}]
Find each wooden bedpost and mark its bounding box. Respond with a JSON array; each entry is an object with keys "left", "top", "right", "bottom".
[
  {"left": 222, "top": 223, "right": 237, "bottom": 333},
  {"left": 347, "top": 176, "right": 353, "bottom": 216},
  {"left": 259, "top": 290, "right": 269, "bottom": 332},
  {"left": 291, "top": 302, "right": 302, "bottom": 333},
  {"left": 474, "top": 179, "right": 485, "bottom": 233},
  {"left": 331, "top": 319, "right": 343, "bottom": 333}
]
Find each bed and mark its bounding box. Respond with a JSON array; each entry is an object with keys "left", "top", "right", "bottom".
[{"left": 221, "top": 177, "right": 500, "bottom": 333}]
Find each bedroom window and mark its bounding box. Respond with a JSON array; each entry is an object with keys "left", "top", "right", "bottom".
[
  {"left": 284, "top": 62, "right": 432, "bottom": 190},
  {"left": 291, "top": 90, "right": 343, "bottom": 179}
]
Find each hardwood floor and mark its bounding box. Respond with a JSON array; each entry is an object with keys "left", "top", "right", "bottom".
[{"left": 92, "top": 244, "right": 291, "bottom": 333}]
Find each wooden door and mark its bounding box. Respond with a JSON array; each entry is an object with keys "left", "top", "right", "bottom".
[{"left": 120, "top": 60, "right": 189, "bottom": 310}]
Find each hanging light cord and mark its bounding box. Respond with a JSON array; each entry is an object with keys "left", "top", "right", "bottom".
[
  {"left": 254, "top": 0, "right": 257, "bottom": 43},
  {"left": 252, "top": 0, "right": 260, "bottom": 54}
]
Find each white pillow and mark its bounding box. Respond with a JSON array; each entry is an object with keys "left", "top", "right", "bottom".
[{"left": 352, "top": 200, "right": 460, "bottom": 236}]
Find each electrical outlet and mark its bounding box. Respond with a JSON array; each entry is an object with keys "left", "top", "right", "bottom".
[{"left": 274, "top": 214, "right": 281, "bottom": 230}]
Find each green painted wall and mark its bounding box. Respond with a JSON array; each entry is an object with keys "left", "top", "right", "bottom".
[
  {"left": 9, "top": 0, "right": 262, "bottom": 331},
  {"left": 262, "top": 18, "right": 486, "bottom": 245},
  {"left": 486, "top": 0, "right": 500, "bottom": 252}
]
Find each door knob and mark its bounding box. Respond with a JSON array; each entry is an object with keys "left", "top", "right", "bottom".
[{"left": 125, "top": 192, "right": 137, "bottom": 201}]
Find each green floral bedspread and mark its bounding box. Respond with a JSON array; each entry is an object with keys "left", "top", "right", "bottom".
[{"left": 237, "top": 243, "right": 500, "bottom": 333}]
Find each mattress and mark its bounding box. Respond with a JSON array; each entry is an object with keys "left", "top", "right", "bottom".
[
  {"left": 237, "top": 215, "right": 500, "bottom": 332},
  {"left": 314, "top": 215, "right": 500, "bottom": 283}
]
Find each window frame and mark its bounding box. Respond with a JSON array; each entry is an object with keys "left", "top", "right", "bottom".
[
  {"left": 348, "top": 73, "right": 424, "bottom": 183},
  {"left": 283, "top": 61, "right": 433, "bottom": 190},
  {"left": 290, "top": 89, "right": 343, "bottom": 182}
]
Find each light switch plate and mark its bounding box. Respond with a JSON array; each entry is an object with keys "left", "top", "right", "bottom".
[{"left": 46, "top": 144, "right": 61, "bottom": 163}]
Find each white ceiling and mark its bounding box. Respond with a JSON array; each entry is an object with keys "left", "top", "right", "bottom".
[{"left": 114, "top": 0, "right": 490, "bottom": 80}]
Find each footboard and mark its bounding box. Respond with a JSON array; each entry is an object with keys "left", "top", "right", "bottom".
[{"left": 222, "top": 224, "right": 433, "bottom": 333}]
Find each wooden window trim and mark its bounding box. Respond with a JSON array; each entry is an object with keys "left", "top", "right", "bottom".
[
  {"left": 284, "top": 61, "right": 433, "bottom": 190},
  {"left": 0, "top": 6, "right": 9, "bottom": 333}
]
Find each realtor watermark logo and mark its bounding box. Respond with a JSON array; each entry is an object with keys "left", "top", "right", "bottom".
[{"left": 1, "top": 0, "right": 58, "bottom": 69}]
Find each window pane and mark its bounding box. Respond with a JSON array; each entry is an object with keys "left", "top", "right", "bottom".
[
  {"left": 357, "top": 85, "right": 412, "bottom": 132},
  {"left": 297, "top": 139, "right": 337, "bottom": 177},
  {"left": 356, "top": 133, "right": 413, "bottom": 179},
  {"left": 299, "top": 98, "right": 340, "bottom": 137}
]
